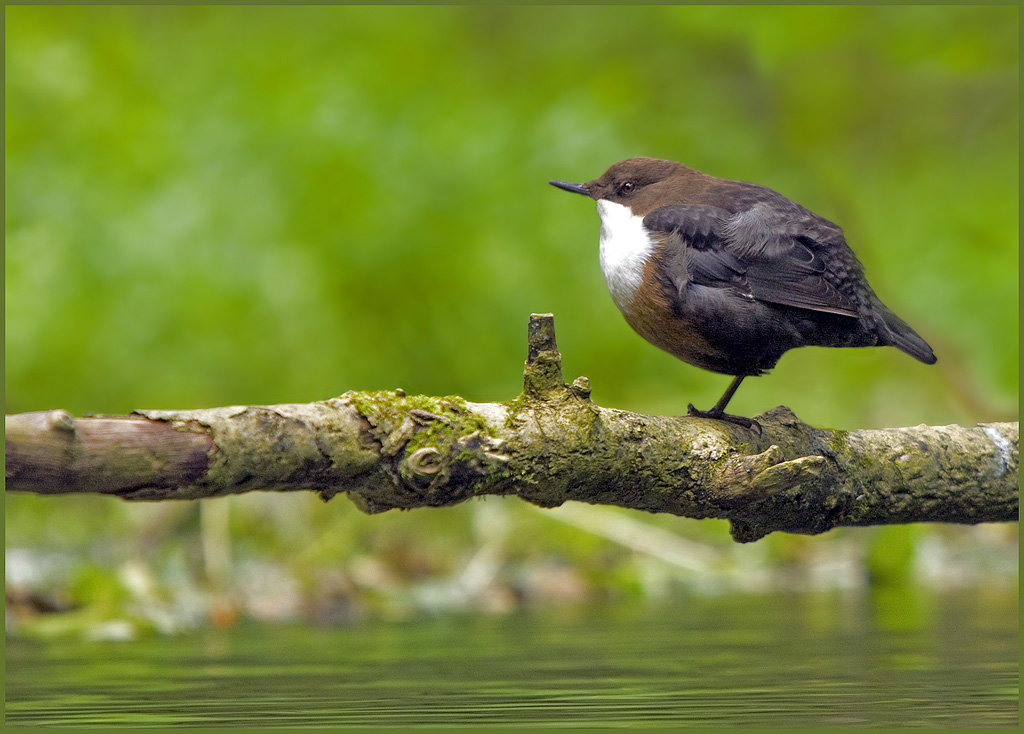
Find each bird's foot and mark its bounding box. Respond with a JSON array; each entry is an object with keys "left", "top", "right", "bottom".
[{"left": 687, "top": 404, "right": 762, "bottom": 434}]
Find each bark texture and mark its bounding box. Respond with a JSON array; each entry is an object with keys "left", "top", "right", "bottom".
[{"left": 5, "top": 314, "right": 1018, "bottom": 542}]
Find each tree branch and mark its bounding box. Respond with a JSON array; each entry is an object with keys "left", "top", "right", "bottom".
[{"left": 5, "top": 314, "right": 1018, "bottom": 542}]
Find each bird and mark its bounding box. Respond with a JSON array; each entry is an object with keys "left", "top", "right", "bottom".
[{"left": 549, "top": 157, "right": 936, "bottom": 430}]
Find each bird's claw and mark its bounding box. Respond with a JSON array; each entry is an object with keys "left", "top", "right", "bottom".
[{"left": 687, "top": 404, "right": 762, "bottom": 434}]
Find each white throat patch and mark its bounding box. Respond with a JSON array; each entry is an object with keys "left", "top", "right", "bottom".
[{"left": 596, "top": 199, "right": 655, "bottom": 311}]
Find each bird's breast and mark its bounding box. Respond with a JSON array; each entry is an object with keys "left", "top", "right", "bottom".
[
  {"left": 593, "top": 208, "right": 749, "bottom": 375},
  {"left": 596, "top": 199, "right": 656, "bottom": 311}
]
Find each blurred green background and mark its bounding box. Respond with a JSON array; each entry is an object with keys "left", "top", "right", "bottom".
[{"left": 5, "top": 5, "right": 1017, "bottom": 634}]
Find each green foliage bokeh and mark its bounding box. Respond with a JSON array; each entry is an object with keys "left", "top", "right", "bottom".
[{"left": 5, "top": 5, "right": 1018, "bottom": 618}]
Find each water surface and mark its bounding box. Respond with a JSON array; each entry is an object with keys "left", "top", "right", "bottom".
[{"left": 6, "top": 588, "right": 1017, "bottom": 727}]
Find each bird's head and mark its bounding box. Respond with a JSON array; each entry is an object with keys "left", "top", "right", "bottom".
[{"left": 549, "top": 157, "right": 704, "bottom": 217}]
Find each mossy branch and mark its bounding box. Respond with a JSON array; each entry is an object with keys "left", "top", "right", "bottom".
[{"left": 5, "top": 314, "right": 1018, "bottom": 542}]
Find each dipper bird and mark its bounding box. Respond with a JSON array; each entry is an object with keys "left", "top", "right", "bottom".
[{"left": 550, "top": 157, "right": 936, "bottom": 430}]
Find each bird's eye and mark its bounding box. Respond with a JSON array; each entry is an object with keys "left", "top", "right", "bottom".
[{"left": 621, "top": 181, "right": 635, "bottom": 194}]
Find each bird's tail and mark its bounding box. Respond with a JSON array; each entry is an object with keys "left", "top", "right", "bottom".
[{"left": 877, "top": 306, "right": 937, "bottom": 364}]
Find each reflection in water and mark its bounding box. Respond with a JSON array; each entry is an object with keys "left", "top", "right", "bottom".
[{"left": 5, "top": 588, "right": 1017, "bottom": 727}]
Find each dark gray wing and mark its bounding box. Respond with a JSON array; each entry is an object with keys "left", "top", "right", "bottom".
[{"left": 643, "top": 203, "right": 860, "bottom": 318}]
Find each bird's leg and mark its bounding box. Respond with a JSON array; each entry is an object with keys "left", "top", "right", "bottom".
[
  {"left": 688, "top": 375, "right": 744, "bottom": 417},
  {"left": 687, "top": 376, "right": 761, "bottom": 432}
]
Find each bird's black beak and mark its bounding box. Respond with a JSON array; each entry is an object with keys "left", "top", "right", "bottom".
[{"left": 548, "top": 180, "right": 590, "bottom": 197}]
